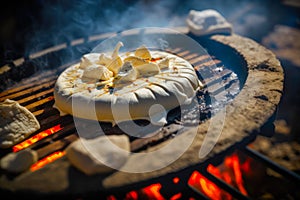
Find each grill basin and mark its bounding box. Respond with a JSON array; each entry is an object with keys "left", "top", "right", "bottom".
[{"left": 0, "top": 31, "right": 284, "bottom": 198}]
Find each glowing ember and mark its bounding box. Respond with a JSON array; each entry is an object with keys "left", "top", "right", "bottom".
[
  {"left": 222, "top": 153, "right": 248, "bottom": 196},
  {"left": 173, "top": 177, "right": 180, "bottom": 184},
  {"left": 12, "top": 124, "right": 63, "bottom": 152},
  {"left": 188, "top": 170, "right": 230, "bottom": 200},
  {"left": 188, "top": 152, "right": 250, "bottom": 200},
  {"left": 124, "top": 183, "right": 165, "bottom": 200},
  {"left": 142, "top": 183, "right": 165, "bottom": 200},
  {"left": 116, "top": 152, "right": 251, "bottom": 200},
  {"left": 170, "top": 193, "right": 182, "bottom": 200},
  {"left": 125, "top": 191, "right": 138, "bottom": 200},
  {"left": 106, "top": 195, "right": 117, "bottom": 200},
  {"left": 30, "top": 151, "right": 65, "bottom": 171}
]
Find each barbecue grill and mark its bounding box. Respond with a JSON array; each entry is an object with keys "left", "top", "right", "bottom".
[{"left": 0, "top": 27, "right": 297, "bottom": 200}]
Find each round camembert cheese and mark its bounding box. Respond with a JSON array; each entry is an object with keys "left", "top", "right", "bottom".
[{"left": 53, "top": 42, "right": 202, "bottom": 125}]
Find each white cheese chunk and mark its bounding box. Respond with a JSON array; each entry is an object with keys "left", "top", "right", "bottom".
[
  {"left": 136, "top": 63, "right": 161, "bottom": 77},
  {"left": 82, "top": 64, "right": 113, "bottom": 81},
  {"left": 79, "top": 53, "right": 100, "bottom": 69},
  {"left": 186, "top": 9, "right": 232, "bottom": 36}
]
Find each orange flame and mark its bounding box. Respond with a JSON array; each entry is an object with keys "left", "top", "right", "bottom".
[
  {"left": 222, "top": 153, "right": 248, "bottom": 195},
  {"left": 125, "top": 191, "right": 138, "bottom": 200},
  {"left": 142, "top": 183, "right": 165, "bottom": 200},
  {"left": 124, "top": 183, "right": 165, "bottom": 200},
  {"left": 170, "top": 193, "right": 182, "bottom": 200},
  {"left": 188, "top": 170, "right": 230, "bottom": 200},
  {"left": 30, "top": 151, "right": 65, "bottom": 171},
  {"left": 123, "top": 152, "right": 251, "bottom": 200},
  {"left": 13, "top": 124, "right": 63, "bottom": 152},
  {"left": 188, "top": 152, "right": 250, "bottom": 200}
]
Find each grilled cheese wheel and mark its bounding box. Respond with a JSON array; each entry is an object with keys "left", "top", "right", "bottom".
[{"left": 53, "top": 43, "right": 202, "bottom": 125}]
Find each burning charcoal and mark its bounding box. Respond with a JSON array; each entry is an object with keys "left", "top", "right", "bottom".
[
  {"left": 0, "top": 149, "right": 38, "bottom": 173},
  {"left": 66, "top": 135, "right": 130, "bottom": 175},
  {"left": 186, "top": 9, "right": 232, "bottom": 36}
]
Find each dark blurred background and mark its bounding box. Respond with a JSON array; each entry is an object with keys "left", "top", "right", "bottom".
[
  {"left": 0, "top": 0, "right": 300, "bottom": 170},
  {"left": 1, "top": 0, "right": 299, "bottom": 63}
]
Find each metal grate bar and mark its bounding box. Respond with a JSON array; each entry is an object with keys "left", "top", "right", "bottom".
[
  {"left": 36, "top": 133, "right": 78, "bottom": 159},
  {"left": 26, "top": 96, "right": 54, "bottom": 110},
  {"left": 242, "top": 146, "right": 300, "bottom": 183},
  {"left": 176, "top": 50, "right": 190, "bottom": 57},
  {"left": 18, "top": 88, "right": 54, "bottom": 105},
  {"left": 32, "top": 109, "right": 45, "bottom": 116},
  {"left": 189, "top": 55, "right": 212, "bottom": 66},
  {"left": 0, "top": 71, "right": 57, "bottom": 98},
  {"left": 0, "top": 80, "right": 56, "bottom": 101},
  {"left": 184, "top": 52, "right": 199, "bottom": 61}
]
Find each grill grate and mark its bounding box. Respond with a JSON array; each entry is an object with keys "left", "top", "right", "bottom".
[{"left": 0, "top": 45, "right": 239, "bottom": 161}]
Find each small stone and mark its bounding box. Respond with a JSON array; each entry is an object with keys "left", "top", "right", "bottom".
[
  {"left": 186, "top": 9, "right": 232, "bottom": 36},
  {"left": 0, "top": 149, "right": 38, "bottom": 173},
  {"left": 66, "top": 135, "right": 130, "bottom": 175}
]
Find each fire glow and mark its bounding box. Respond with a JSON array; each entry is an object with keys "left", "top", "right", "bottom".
[
  {"left": 115, "top": 152, "right": 251, "bottom": 200},
  {"left": 123, "top": 183, "right": 165, "bottom": 200},
  {"left": 12, "top": 124, "right": 63, "bottom": 152},
  {"left": 188, "top": 152, "right": 250, "bottom": 200},
  {"left": 30, "top": 151, "right": 65, "bottom": 171}
]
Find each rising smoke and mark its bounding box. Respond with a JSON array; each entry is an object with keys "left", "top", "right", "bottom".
[{"left": 0, "top": 0, "right": 295, "bottom": 65}]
